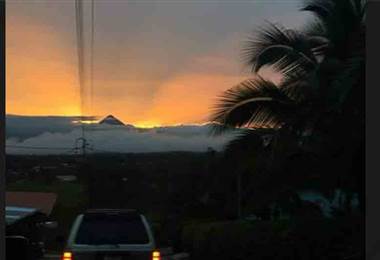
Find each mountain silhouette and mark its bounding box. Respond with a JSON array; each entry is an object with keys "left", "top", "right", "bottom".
[{"left": 98, "top": 115, "right": 125, "bottom": 126}]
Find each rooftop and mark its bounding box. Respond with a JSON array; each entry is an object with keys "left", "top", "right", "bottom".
[
  {"left": 6, "top": 191, "right": 57, "bottom": 215},
  {"left": 5, "top": 206, "right": 38, "bottom": 225}
]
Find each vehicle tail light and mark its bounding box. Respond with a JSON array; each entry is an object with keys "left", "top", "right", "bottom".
[
  {"left": 152, "top": 250, "right": 160, "bottom": 260},
  {"left": 62, "top": 251, "right": 73, "bottom": 260}
]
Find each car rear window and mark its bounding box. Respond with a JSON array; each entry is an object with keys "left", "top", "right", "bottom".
[{"left": 75, "top": 214, "right": 150, "bottom": 245}]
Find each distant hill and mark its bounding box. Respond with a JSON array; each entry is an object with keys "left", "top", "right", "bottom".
[{"left": 98, "top": 115, "right": 125, "bottom": 126}]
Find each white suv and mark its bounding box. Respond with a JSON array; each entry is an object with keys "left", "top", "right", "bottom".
[{"left": 62, "top": 209, "right": 160, "bottom": 260}]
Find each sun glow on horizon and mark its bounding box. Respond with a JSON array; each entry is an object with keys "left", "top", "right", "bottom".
[
  {"left": 72, "top": 119, "right": 99, "bottom": 125},
  {"left": 134, "top": 121, "right": 163, "bottom": 128}
]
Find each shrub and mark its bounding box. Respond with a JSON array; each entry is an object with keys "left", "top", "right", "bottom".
[{"left": 180, "top": 216, "right": 362, "bottom": 260}]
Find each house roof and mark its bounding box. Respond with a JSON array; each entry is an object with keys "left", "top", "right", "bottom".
[
  {"left": 6, "top": 192, "right": 57, "bottom": 215},
  {"left": 5, "top": 206, "right": 38, "bottom": 225}
]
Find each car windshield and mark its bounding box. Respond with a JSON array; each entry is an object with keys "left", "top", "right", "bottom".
[{"left": 75, "top": 214, "right": 149, "bottom": 245}]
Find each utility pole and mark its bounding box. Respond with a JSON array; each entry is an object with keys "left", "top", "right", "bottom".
[
  {"left": 0, "top": 0, "right": 5, "bottom": 258},
  {"left": 75, "top": 137, "right": 89, "bottom": 157}
]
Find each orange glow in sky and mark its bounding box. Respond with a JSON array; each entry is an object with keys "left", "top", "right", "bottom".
[
  {"left": 6, "top": 1, "right": 301, "bottom": 126},
  {"left": 6, "top": 14, "right": 244, "bottom": 125},
  {"left": 6, "top": 10, "right": 81, "bottom": 117}
]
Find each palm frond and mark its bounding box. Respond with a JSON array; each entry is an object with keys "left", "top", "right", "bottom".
[
  {"left": 328, "top": 54, "right": 365, "bottom": 109},
  {"left": 224, "top": 129, "right": 269, "bottom": 156},
  {"left": 271, "top": 55, "right": 316, "bottom": 77},
  {"left": 308, "top": 36, "right": 330, "bottom": 61},
  {"left": 301, "top": 0, "right": 365, "bottom": 58},
  {"left": 254, "top": 45, "right": 309, "bottom": 70},
  {"left": 209, "top": 122, "right": 239, "bottom": 136},
  {"left": 210, "top": 77, "right": 300, "bottom": 134},
  {"left": 301, "top": 0, "right": 335, "bottom": 20},
  {"left": 242, "top": 22, "right": 318, "bottom": 75},
  {"left": 303, "top": 18, "right": 326, "bottom": 37},
  {"left": 280, "top": 76, "right": 317, "bottom": 103}
]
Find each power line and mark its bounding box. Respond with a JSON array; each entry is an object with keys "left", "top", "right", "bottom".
[
  {"left": 86, "top": 0, "right": 97, "bottom": 136},
  {"left": 90, "top": 0, "right": 95, "bottom": 115},
  {"left": 75, "top": 0, "right": 88, "bottom": 154},
  {"left": 74, "top": 0, "right": 98, "bottom": 154},
  {"left": 75, "top": 0, "right": 85, "bottom": 117}
]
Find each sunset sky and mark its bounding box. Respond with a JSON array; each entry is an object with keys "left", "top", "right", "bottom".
[{"left": 6, "top": 0, "right": 309, "bottom": 127}]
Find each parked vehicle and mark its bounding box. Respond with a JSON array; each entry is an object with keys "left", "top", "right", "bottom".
[
  {"left": 6, "top": 236, "right": 29, "bottom": 260},
  {"left": 5, "top": 206, "right": 57, "bottom": 260},
  {"left": 63, "top": 209, "right": 160, "bottom": 260}
]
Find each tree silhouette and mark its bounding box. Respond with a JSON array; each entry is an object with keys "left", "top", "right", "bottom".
[{"left": 210, "top": 0, "right": 366, "bottom": 214}]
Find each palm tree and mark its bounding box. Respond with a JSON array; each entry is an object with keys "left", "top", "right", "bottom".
[
  {"left": 212, "top": 0, "right": 365, "bottom": 131},
  {"left": 211, "top": 0, "right": 366, "bottom": 212}
]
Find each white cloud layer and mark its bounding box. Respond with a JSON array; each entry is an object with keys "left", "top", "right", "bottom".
[{"left": 6, "top": 116, "right": 237, "bottom": 154}]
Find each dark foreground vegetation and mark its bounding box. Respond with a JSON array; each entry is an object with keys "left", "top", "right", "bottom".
[{"left": 6, "top": 151, "right": 363, "bottom": 259}]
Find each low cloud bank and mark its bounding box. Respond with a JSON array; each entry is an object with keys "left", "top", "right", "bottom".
[{"left": 6, "top": 116, "right": 237, "bottom": 154}]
